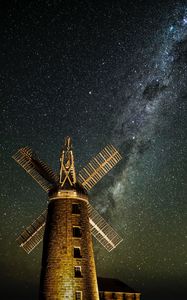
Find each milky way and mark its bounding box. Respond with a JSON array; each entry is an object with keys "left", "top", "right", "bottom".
[
  {"left": 0, "top": 1, "right": 186, "bottom": 300},
  {"left": 93, "top": 4, "right": 187, "bottom": 293}
]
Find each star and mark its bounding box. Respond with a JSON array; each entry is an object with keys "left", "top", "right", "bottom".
[
  {"left": 0, "top": 2, "right": 186, "bottom": 300},
  {"left": 183, "top": 17, "right": 187, "bottom": 25}
]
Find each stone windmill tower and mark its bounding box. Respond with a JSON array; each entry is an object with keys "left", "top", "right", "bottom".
[{"left": 13, "top": 137, "right": 123, "bottom": 300}]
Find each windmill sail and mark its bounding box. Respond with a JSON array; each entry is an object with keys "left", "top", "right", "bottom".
[
  {"left": 12, "top": 147, "right": 59, "bottom": 192},
  {"left": 17, "top": 203, "right": 123, "bottom": 254},
  {"left": 78, "top": 145, "right": 122, "bottom": 191},
  {"left": 15, "top": 141, "right": 123, "bottom": 255},
  {"left": 87, "top": 203, "right": 123, "bottom": 252},
  {"left": 16, "top": 210, "right": 47, "bottom": 254}
]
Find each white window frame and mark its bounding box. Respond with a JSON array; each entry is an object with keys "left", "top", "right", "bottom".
[
  {"left": 75, "top": 291, "right": 82, "bottom": 300},
  {"left": 74, "top": 265, "right": 81, "bottom": 273},
  {"left": 74, "top": 265, "right": 82, "bottom": 278},
  {"left": 74, "top": 247, "right": 81, "bottom": 258},
  {"left": 75, "top": 290, "right": 82, "bottom": 300}
]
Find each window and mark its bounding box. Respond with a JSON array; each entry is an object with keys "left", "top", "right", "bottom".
[
  {"left": 74, "top": 247, "right": 82, "bottom": 258},
  {"left": 75, "top": 291, "right": 82, "bottom": 300},
  {"left": 73, "top": 226, "right": 81, "bottom": 237},
  {"left": 72, "top": 203, "right": 81, "bottom": 214},
  {"left": 74, "top": 266, "right": 82, "bottom": 278}
]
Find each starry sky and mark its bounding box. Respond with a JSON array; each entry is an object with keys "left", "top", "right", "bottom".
[{"left": 0, "top": 1, "right": 187, "bottom": 299}]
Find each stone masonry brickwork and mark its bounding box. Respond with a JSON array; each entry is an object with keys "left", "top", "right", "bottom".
[
  {"left": 39, "top": 195, "right": 100, "bottom": 300},
  {"left": 99, "top": 292, "right": 141, "bottom": 300}
]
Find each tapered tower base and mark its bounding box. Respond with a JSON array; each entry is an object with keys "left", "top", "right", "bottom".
[{"left": 39, "top": 189, "right": 99, "bottom": 300}]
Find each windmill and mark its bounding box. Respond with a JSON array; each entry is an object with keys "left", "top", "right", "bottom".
[{"left": 13, "top": 137, "right": 123, "bottom": 300}]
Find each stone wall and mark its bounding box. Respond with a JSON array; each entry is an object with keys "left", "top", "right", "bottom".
[
  {"left": 99, "top": 292, "right": 141, "bottom": 300},
  {"left": 39, "top": 193, "right": 100, "bottom": 300}
]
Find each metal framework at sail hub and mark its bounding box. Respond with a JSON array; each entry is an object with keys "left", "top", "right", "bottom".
[{"left": 13, "top": 137, "right": 123, "bottom": 300}]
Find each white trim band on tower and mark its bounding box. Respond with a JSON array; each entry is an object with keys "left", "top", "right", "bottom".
[{"left": 49, "top": 189, "right": 88, "bottom": 203}]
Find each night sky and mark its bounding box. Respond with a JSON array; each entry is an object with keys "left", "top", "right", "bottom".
[{"left": 0, "top": 1, "right": 187, "bottom": 300}]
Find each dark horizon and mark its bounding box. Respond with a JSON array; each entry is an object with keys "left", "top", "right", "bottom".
[{"left": 1, "top": 274, "right": 186, "bottom": 300}]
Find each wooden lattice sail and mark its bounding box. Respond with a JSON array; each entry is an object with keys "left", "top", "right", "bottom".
[
  {"left": 16, "top": 210, "right": 47, "bottom": 254},
  {"left": 78, "top": 145, "right": 122, "bottom": 191},
  {"left": 13, "top": 137, "right": 123, "bottom": 300},
  {"left": 16, "top": 204, "right": 123, "bottom": 254},
  {"left": 87, "top": 203, "right": 123, "bottom": 252},
  {"left": 12, "top": 147, "right": 58, "bottom": 192}
]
